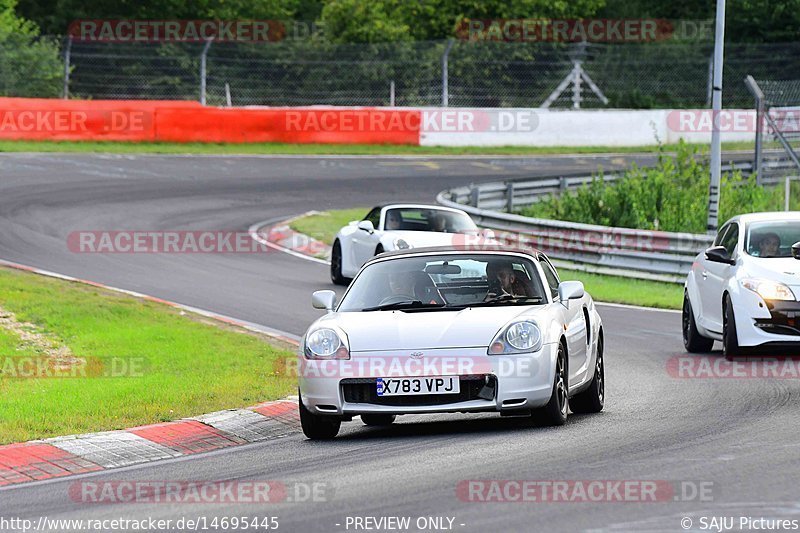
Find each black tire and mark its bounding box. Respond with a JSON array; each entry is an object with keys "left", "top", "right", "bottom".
[
  {"left": 683, "top": 293, "right": 714, "bottom": 353},
  {"left": 570, "top": 334, "right": 604, "bottom": 414},
  {"left": 722, "top": 295, "right": 743, "bottom": 360},
  {"left": 375, "top": 244, "right": 384, "bottom": 256},
  {"left": 532, "top": 343, "right": 568, "bottom": 426},
  {"left": 299, "top": 397, "right": 340, "bottom": 440},
  {"left": 330, "top": 240, "right": 348, "bottom": 286},
  {"left": 361, "top": 414, "right": 396, "bottom": 426}
]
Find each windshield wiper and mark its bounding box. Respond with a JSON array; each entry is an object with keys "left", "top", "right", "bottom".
[
  {"left": 468, "top": 296, "right": 543, "bottom": 307},
  {"left": 362, "top": 300, "right": 447, "bottom": 312}
]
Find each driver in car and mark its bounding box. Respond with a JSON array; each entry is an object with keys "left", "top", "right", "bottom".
[
  {"left": 485, "top": 261, "right": 533, "bottom": 300},
  {"left": 387, "top": 270, "right": 416, "bottom": 299},
  {"left": 385, "top": 210, "right": 402, "bottom": 230},
  {"left": 757, "top": 232, "right": 781, "bottom": 257}
]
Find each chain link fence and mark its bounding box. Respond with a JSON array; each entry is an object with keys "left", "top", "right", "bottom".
[{"left": 3, "top": 36, "right": 800, "bottom": 109}]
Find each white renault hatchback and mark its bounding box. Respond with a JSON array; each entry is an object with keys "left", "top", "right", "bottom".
[
  {"left": 299, "top": 247, "right": 605, "bottom": 439},
  {"left": 683, "top": 212, "right": 800, "bottom": 358}
]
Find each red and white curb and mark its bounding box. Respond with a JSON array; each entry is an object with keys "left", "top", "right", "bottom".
[
  {"left": 248, "top": 212, "right": 332, "bottom": 265},
  {"left": 0, "top": 400, "right": 300, "bottom": 488},
  {"left": 0, "top": 258, "right": 304, "bottom": 488}
]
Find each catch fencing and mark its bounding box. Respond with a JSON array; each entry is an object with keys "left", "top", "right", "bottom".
[{"left": 6, "top": 34, "right": 800, "bottom": 110}]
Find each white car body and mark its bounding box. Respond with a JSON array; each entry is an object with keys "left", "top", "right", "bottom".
[
  {"left": 299, "top": 247, "right": 605, "bottom": 439},
  {"left": 330, "top": 204, "right": 495, "bottom": 283},
  {"left": 684, "top": 211, "right": 800, "bottom": 356}
]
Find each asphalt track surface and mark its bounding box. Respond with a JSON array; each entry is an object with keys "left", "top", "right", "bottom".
[{"left": 1, "top": 152, "right": 799, "bottom": 533}]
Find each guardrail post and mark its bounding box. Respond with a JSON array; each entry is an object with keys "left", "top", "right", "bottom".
[
  {"left": 469, "top": 186, "right": 479, "bottom": 208},
  {"left": 559, "top": 176, "right": 567, "bottom": 192},
  {"left": 505, "top": 182, "right": 515, "bottom": 212}
]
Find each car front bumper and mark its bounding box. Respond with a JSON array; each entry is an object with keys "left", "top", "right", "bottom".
[
  {"left": 733, "top": 289, "right": 800, "bottom": 348},
  {"left": 298, "top": 344, "right": 558, "bottom": 416}
]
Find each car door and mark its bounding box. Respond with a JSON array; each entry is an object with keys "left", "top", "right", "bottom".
[
  {"left": 540, "top": 257, "right": 588, "bottom": 388},
  {"left": 699, "top": 222, "right": 739, "bottom": 333},
  {"left": 350, "top": 207, "right": 382, "bottom": 269}
]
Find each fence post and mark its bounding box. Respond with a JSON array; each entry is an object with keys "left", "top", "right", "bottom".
[
  {"left": 225, "top": 83, "right": 232, "bottom": 107},
  {"left": 62, "top": 36, "right": 72, "bottom": 99},
  {"left": 390, "top": 80, "right": 395, "bottom": 106},
  {"left": 469, "top": 185, "right": 479, "bottom": 207},
  {"left": 506, "top": 182, "right": 515, "bottom": 212},
  {"left": 200, "top": 38, "right": 213, "bottom": 105},
  {"left": 745, "top": 75, "right": 766, "bottom": 184},
  {"left": 441, "top": 39, "right": 454, "bottom": 107}
]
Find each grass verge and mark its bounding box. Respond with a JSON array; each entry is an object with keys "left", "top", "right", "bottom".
[
  {"left": 0, "top": 139, "right": 752, "bottom": 155},
  {"left": 289, "top": 208, "right": 683, "bottom": 310},
  {"left": 290, "top": 208, "right": 370, "bottom": 244},
  {"left": 0, "top": 266, "right": 295, "bottom": 444}
]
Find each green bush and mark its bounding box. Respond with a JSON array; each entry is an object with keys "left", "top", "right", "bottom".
[
  {"left": 520, "top": 141, "right": 797, "bottom": 233},
  {"left": 0, "top": 0, "right": 62, "bottom": 97}
]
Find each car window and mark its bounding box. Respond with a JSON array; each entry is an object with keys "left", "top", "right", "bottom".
[
  {"left": 720, "top": 223, "right": 739, "bottom": 257},
  {"left": 382, "top": 208, "right": 478, "bottom": 234},
  {"left": 364, "top": 208, "right": 381, "bottom": 228},
  {"left": 337, "top": 254, "right": 546, "bottom": 311},
  {"left": 713, "top": 223, "right": 730, "bottom": 247},
  {"left": 538, "top": 256, "right": 560, "bottom": 298},
  {"left": 745, "top": 220, "right": 800, "bottom": 258}
]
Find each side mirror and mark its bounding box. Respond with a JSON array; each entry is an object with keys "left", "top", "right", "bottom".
[
  {"left": 357, "top": 220, "right": 374, "bottom": 233},
  {"left": 792, "top": 242, "right": 800, "bottom": 260},
  {"left": 558, "top": 281, "right": 585, "bottom": 301},
  {"left": 705, "top": 246, "right": 735, "bottom": 265},
  {"left": 311, "top": 290, "right": 337, "bottom": 312}
]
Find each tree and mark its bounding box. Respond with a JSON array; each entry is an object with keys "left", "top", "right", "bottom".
[{"left": 0, "top": 0, "right": 62, "bottom": 97}]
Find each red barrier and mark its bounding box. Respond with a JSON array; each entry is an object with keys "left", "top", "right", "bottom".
[{"left": 0, "top": 98, "right": 422, "bottom": 145}]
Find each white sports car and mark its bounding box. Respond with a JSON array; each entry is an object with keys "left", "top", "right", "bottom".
[
  {"left": 330, "top": 204, "right": 492, "bottom": 285},
  {"left": 299, "top": 247, "right": 605, "bottom": 439},
  {"left": 683, "top": 212, "right": 800, "bottom": 358}
]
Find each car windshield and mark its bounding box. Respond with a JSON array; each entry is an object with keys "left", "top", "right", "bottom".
[
  {"left": 337, "top": 254, "right": 547, "bottom": 312},
  {"left": 383, "top": 208, "right": 479, "bottom": 234},
  {"left": 745, "top": 221, "right": 800, "bottom": 258}
]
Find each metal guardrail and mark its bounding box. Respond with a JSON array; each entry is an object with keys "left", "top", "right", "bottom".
[
  {"left": 438, "top": 158, "right": 800, "bottom": 282},
  {"left": 434, "top": 167, "right": 761, "bottom": 283}
]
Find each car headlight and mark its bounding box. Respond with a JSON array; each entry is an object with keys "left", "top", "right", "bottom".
[
  {"left": 488, "top": 320, "right": 543, "bottom": 355},
  {"left": 304, "top": 327, "right": 350, "bottom": 359},
  {"left": 741, "top": 278, "right": 797, "bottom": 301},
  {"left": 393, "top": 238, "right": 412, "bottom": 250}
]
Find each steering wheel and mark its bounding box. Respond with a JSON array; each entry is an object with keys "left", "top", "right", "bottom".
[{"left": 378, "top": 294, "right": 416, "bottom": 306}]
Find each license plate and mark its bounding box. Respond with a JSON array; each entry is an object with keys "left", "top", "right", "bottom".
[{"left": 376, "top": 377, "right": 460, "bottom": 396}]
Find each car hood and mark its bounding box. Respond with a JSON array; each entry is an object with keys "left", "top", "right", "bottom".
[
  {"left": 315, "top": 306, "right": 543, "bottom": 351},
  {"left": 385, "top": 230, "right": 493, "bottom": 248},
  {"left": 743, "top": 257, "right": 800, "bottom": 291}
]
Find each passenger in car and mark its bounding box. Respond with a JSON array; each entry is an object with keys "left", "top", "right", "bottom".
[{"left": 485, "top": 261, "right": 535, "bottom": 299}]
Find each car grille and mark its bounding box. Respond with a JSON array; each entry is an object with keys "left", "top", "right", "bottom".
[
  {"left": 340, "top": 375, "right": 495, "bottom": 406},
  {"left": 756, "top": 302, "right": 800, "bottom": 336}
]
